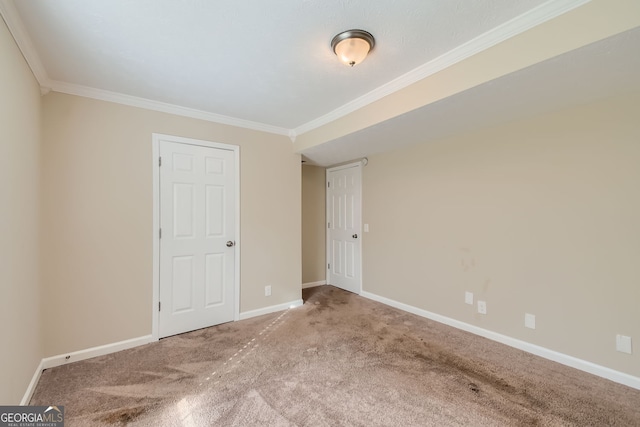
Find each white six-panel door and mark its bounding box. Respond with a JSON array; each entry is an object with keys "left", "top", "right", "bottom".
[
  {"left": 326, "top": 163, "right": 362, "bottom": 294},
  {"left": 158, "top": 139, "right": 236, "bottom": 338}
]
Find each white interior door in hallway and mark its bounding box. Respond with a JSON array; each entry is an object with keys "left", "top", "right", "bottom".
[
  {"left": 157, "top": 136, "right": 238, "bottom": 338},
  {"left": 326, "top": 163, "right": 362, "bottom": 294}
]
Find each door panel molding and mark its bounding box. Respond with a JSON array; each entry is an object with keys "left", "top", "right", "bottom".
[
  {"left": 326, "top": 162, "right": 362, "bottom": 294},
  {"left": 152, "top": 133, "right": 240, "bottom": 341}
]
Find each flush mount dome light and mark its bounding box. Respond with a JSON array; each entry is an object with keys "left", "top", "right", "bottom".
[{"left": 331, "top": 29, "right": 375, "bottom": 67}]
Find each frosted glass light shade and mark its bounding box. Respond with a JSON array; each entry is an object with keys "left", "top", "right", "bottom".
[
  {"left": 334, "top": 38, "right": 370, "bottom": 66},
  {"left": 331, "top": 30, "right": 375, "bottom": 67}
]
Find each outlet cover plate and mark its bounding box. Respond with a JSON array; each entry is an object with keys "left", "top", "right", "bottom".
[
  {"left": 265, "top": 285, "right": 272, "bottom": 297},
  {"left": 616, "top": 335, "right": 632, "bottom": 354},
  {"left": 525, "top": 313, "right": 536, "bottom": 329},
  {"left": 465, "top": 292, "right": 473, "bottom": 305},
  {"left": 477, "top": 300, "right": 487, "bottom": 315}
]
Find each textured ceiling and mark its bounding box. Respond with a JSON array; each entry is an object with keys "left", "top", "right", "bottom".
[
  {"left": 299, "top": 26, "right": 640, "bottom": 166},
  {"left": 6, "top": 0, "right": 634, "bottom": 168},
  {"left": 11, "top": 0, "right": 548, "bottom": 129}
]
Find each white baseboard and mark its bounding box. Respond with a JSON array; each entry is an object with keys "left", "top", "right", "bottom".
[
  {"left": 41, "top": 335, "right": 155, "bottom": 370},
  {"left": 239, "top": 299, "right": 304, "bottom": 320},
  {"left": 22, "top": 334, "right": 154, "bottom": 405},
  {"left": 23, "top": 300, "right": 304, "bottom": 401},
  {"left": 21, "top": 359, "right": 45, "bottom": 405},
  {"left": 302, "top": 280, "right": 326, "bottom": 289},
  {"left": 361, "top": 291, "right": 640, "bottom": 391}
]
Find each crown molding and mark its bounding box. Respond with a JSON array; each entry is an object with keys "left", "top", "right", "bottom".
[
  {"left": 49, "top": 80, "right": 291, "bottom": 136},
  {"left": 292, "top": 0, "right": 591, "bottom": 137},
  {"left": 1, "top": 0, "right": 289, "bottom": 137},
  {"left": 2, "top": 0, "right": 590, "bottom": 140},
  {"left": 0, "top": 0, "right": 51, "bottom": 89}
]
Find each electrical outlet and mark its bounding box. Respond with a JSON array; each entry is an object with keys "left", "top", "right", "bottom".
[
  {"left": 477, "top": 300, "right": 487, "bottom": 315},
  {"left": 465, "top": 292, "right": 473, "bottom": 305},
  {"left": 525, "top": 313, "right": 536, "bottom": 329},
  {"left": 616, "top": 335, "right": 632, "bottom": 354},
  {"left": 265, "top": 285, "right": 272, "bottom": 297}
]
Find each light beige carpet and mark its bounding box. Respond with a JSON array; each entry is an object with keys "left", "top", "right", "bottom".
[{"left": 31, "top": 286, "right": 640, "bottom": 426}]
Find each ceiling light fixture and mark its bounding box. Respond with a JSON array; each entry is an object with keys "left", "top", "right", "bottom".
[{"left": 331, "top": 29, "right": 375, "bottom": 67}]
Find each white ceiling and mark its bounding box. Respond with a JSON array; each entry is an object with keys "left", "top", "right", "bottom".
[
  {"left": 8, "top": 0, "right": 549, "bottom": 130},
  {"left": 301, "top": 26, "right": 640, "bottom": 166},
  {"left": 3, "top": 0, "right": 637, "bottom": 166}
]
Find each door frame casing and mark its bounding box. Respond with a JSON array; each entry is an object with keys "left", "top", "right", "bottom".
[
  {"left": 151, "top": 133, "right": 240, "bottom": 341},
  {"left": 325, "top": 161, "right": 363, "bottom": 294}
]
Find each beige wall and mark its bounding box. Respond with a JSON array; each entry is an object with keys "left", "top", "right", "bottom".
[
  {"left": 0, "top": 17, "right": 42, "bottom": 404},
  {"left": 363, "top": 93, "right": 640, "bottom": 377},
  {"left": 41, "top": 92, "right": 301, "bottom": 357},
  {"left": 302, "top": 165, "right": 326, "bottom": 284},
  {"left": 1, "top": 1, "right": 636, "bottom": 404}
]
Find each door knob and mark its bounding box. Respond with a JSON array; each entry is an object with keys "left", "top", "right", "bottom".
[
  {"left": 352, "top": 234, "right": 358, "bottom": 239},
  {"left": 226, "top": 241, "right": 234, "bottom": 247}
]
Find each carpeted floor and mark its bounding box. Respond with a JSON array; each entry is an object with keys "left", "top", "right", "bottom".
[{"left": 31, "top": 285, "right": 640, "bottom": 426}]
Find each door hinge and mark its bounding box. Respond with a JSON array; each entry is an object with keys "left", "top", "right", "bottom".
[
  {"left": 159, "top": 228, "right": 162, "bottom": 239},
  {"left": 159, "top": 301, "right": 161, "bottom": 311},
  {"left": 327, "top": 182, "right": 330, "bottom": 188},
  {"left": 159, "top": 156, "right": 162, "bottom": 167},
  {"left": 328, "top": 263, "right": 330, "bottom": 270},
  {"left": 327, "top": 222, "right": 330, "bottom": 228}
]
